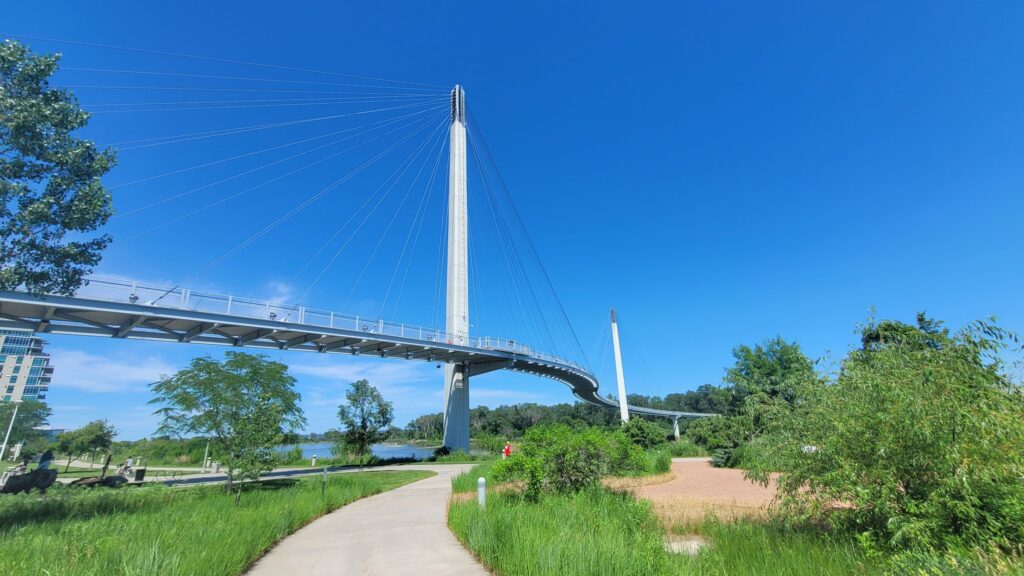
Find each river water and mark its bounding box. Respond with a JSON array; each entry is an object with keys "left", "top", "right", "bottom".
[{"left": 275, "top": 442, "right": 435, "bottom": 461}]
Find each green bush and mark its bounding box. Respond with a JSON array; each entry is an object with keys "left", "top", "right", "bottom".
[
  {"left": 746, "top": 318, "right": 1024, "bottom": 552},
  {"left": 622, "top": 418, "right": 664, "bottom": 449},
  {"left": 492, "top": 424, "right": 646, "bottom": 500}
]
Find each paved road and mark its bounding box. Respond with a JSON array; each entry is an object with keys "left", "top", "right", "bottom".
[{"left": 247, "top": 464, "right": 487, "bottom": 576}]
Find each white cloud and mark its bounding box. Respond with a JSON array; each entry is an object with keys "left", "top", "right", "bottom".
[
  {"left": 261, "top": 280, "right": 296, "bottom": 305},
  {"left": 47, "top": 349, "right": 177, "bottom": 393},
  {"left": 291, "top": 359, "right": 431, "bottom": 384}
]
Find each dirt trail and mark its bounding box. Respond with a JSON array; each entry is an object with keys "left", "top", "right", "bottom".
[{"left": 633, "top": 458, "right": 778, "bottom": 524}]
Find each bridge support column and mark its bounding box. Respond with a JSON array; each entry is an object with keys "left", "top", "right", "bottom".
[
  {"left": 673, "top": 417, "right": 680, "bottom": 442},
  {"left": 442, "top": 85, "right": 471, "bottom": 452},
  {"left": 610, "top": 308, "right": 629, "bottom": 423},
  {"left": 443, "top": 364, "right": 470, "bottom": 451}
]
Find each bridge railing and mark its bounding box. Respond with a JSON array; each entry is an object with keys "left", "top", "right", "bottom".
[{"left": 74, "top": 276, "right": 587, "bottom": 373}]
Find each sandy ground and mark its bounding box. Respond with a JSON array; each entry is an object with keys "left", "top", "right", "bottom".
[{"left": 633, "top": 458, "right": 779, "bottom": 524}]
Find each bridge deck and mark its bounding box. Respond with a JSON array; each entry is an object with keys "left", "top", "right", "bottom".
[{"left": 0, "top": 277, "right": 707, "bottom": 419}]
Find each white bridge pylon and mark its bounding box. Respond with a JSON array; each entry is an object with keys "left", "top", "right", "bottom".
[{"left": 443, "top": 85, "right": 470, "bottom": 450}]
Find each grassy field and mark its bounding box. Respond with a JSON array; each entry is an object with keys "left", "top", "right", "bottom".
[
  {"left": 0, "top": 470, "right": 431, "bottom": 575},
  {"left": 449, "top": 487, "right": 884, "bottom": 576},
  {"left": 449, "top": 486, "right": 1024, "bottom": 575}
]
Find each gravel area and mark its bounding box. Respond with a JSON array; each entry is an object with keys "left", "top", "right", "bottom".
[{"left": 633, "top": 458, "right": 778, "bottom": 524}]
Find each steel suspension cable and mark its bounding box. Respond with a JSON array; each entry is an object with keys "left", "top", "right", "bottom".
[
  {"left": 111, "top": 100, "right": 446, "bottom": 149},
  {"left": 149, "top": 111, "right": 440, "bottom": 304},
  {"left": 469, "top": 113, "right": 591, "bottom": 369},
  {"left": 113, "top": 107, "right": 441, "bottom": 218},
  {"left": 339, "top": 119, "right": 450, "bottom": 311},
  {"left": 285, "top": 110, "right": 448, "bottom": 287},
  {"left": 5, "top": 33, "right": 447, "bottom": 89},
  {"left": 378, "top": 124, "right": 448, "bottom": 318},
  {"left": 109, "top": 105, "right": 442, "bottom": 191}
]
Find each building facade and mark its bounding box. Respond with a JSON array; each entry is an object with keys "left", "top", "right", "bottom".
[{"left": 0, "top": 329, "right": 52, "bottom": 403}]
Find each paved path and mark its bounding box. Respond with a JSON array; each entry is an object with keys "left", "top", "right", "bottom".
[{"left": 247, "top": 464, "right": 488, "bottom": 576}]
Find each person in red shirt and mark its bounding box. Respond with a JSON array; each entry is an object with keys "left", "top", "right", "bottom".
[{"left": 502, "top": 442, "right": 512, "bottom": 460}]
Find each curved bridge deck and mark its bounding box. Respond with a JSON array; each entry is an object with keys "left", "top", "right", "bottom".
[{"left": 0, "top": 276, "right": 704, "bottom": 419}]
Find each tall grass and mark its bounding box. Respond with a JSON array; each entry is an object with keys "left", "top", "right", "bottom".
[
  {"left": 0, "top": 470, "right": 431, "bottom": 575},
  {"left": 663, "top": 439, "right": 706, "bottom": 458},
  {"left": 449, "top": 487, "right": 884, "bottom": 576},
  {"left": 451, "top": 461, "right": 496, "bottom": 493},
  {"left": 676, "top": 520, "right": 881, "bottom": 575},
  {"left": 450, "top": 487, "right": 672, "bottom": 575}
]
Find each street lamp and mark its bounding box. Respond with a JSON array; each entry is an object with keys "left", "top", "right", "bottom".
[{"left": 0, "top": 401, "right": 21, "bottom": 462}]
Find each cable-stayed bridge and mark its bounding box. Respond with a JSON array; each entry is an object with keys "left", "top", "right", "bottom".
[{"left": 1, "top": 39, "right": 714, "bottom": 450}]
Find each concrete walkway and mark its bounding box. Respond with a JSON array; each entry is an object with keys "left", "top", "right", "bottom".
[{"left": 247, "top": 464, "right": 488, "bottom": 576}]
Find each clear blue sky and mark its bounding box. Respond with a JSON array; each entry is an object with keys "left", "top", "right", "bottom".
[{"left": 5, "top": 2, "right": 1023, "bottom": 439}]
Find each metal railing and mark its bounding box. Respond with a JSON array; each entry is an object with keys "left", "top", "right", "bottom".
[{"left": 72, "top": 276, "right": 588, "bottom": 373}]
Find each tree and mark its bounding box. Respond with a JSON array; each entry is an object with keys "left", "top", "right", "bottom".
[
  {"left": 621, "top": 417, "right": 664, "bottom": 449},
  {"left": 0, "top": 40, "right": 115, "bottom": 295},
  {"left": 336, "top": 380, "right": 393, "bottom": 466},
  {"left": 52, "top": 419, "right": 115, "bottom": 471},
  {"left": 0, "top": 400, "right": 50, "bottom": 460},
  {"left": 745, "top": 317, "right": 1024, "bottom": 551},
  {"left": 149, "top": 352, "right": 306, "bottom": 495}
]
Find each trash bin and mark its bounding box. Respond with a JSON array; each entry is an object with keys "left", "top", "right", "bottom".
[{"left": 134, "top": 468, "right": 147, "bottom": 482}]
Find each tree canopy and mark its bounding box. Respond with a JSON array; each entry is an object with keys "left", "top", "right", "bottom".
[
  {"left": 336, "top": 379, "right": 393, "bottom": 465},
  {"left": 149, "top": 352, "right": 305, "bottom": 493},
  {"left": 52, "top": 419, "right": 115, "bottom": 471},
  {"left": 745, "top": 317, "right": 1024, "bottom": 551},
  {"left": 0, "top": 39, "right": 115, "bottom": 295}
]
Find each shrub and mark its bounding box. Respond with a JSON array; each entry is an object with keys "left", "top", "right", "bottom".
[
  {"left": 746, "top": 318, "right": 1024, "bottom": 552},
  {"left": 492, "top": 424, "right": 646, "bottom": 500},
  {"left": 622, "top": 418, "right": 664, "bottom": 449},
  {"left": 685, "top": 415, "right": 745, "bottom": 458}
]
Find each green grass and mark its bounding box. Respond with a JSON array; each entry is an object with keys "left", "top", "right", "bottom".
[
  {"left": 675, "top": 520, "right": 880, "bottom": 575},
  {"left": 450, "top": 487, "right": 675, "bottom": 575},
  {"left": 431, "top": 451, "right": 496, "bottom": 464},
  {"left": 451, "top": 461, "right": 497, "bottom": 493},
  {"left": 449, "top": 487, "right": 883, "bottom": 576},
  {"left": 0, "top": 470, "right": 431, "bottom": 575},
  {"left": 663, "top": 439, "right": 707, "bottom": 458},
  {"left": 449, "top": 485, "right": 1024, "bottom": 575}
]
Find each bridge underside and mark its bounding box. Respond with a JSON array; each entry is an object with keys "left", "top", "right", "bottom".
[{"left": 0, "top": 291, "right": 708, "bottom": 421}]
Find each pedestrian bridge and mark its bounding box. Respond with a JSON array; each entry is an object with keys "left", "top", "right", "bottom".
[{"left": 0, "top": 276, "right": 706, "bottom": 420}]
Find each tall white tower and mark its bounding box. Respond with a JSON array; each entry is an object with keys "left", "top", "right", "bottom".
[
  {"left": 610, "top": 308, "right": 630, "bottom": 423},
  {"left": 442, "top": 85, "right": 471, "bottom": 451}
]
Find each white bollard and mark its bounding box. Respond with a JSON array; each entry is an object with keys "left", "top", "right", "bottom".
[
  {"left": 311, "top": 455, "right": 317, "bottom": 466},
  {"left": 477, "top": 477, "right": 486, "bottom": 508}
]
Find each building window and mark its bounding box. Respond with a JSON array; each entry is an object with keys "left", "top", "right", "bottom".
[
  {"left": 15, "top": 356, "right": 23, "bottom": 365},
  {"left": 2, "top": 395, "right": 9, "bottom": 402},
  {"left": 0, "top": 355, "right": 6, "bottom": 363},
  {"left": 8, "top": 376, "right": 15, "bottom": 384},
  {"left": 4, "top": 386, "right": 12, "bottom": 394},
  {"left": 12, "top": 366, "right": 20, "bottom": 374}
]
